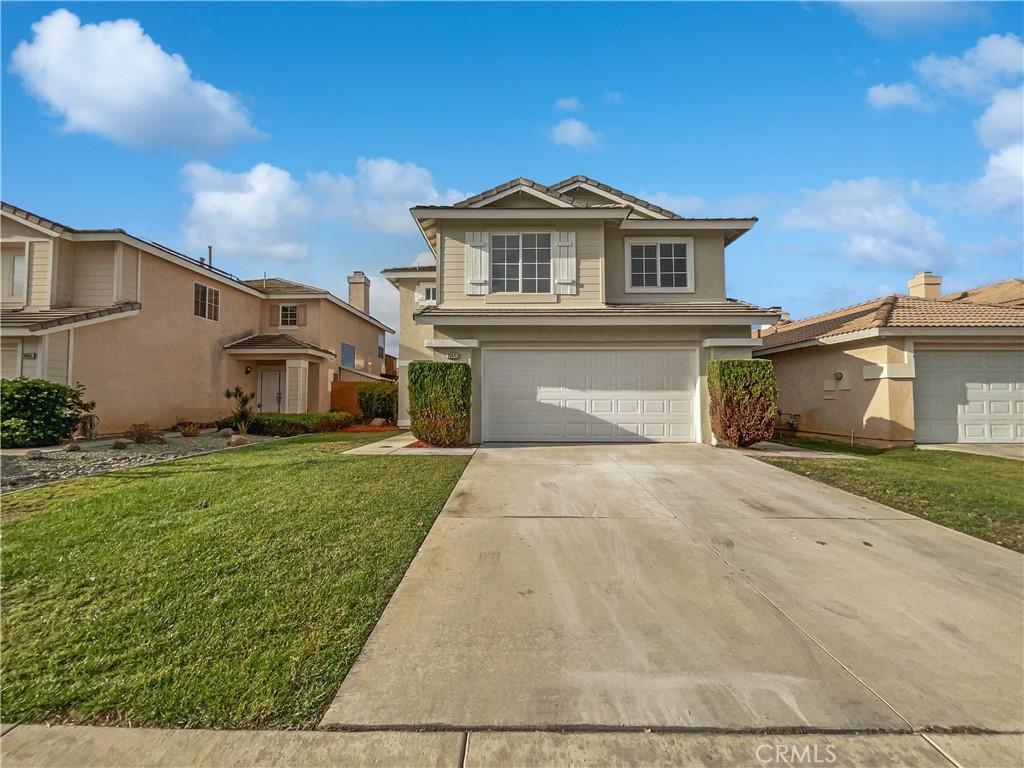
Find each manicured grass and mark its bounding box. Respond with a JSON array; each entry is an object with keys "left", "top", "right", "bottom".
[
  {"left": 1, "top": 432, "right": 470, "bottom": 729},
  {"left": 761, "top": 438, "right": 1024, "bottom": 552}
]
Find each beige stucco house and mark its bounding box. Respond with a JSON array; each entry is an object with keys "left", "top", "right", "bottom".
[
  {"left": 755, "top": 274, "right": 1024, "bottom": 447},
  {"left": 1, "top": 203, "right": 392, "bottom": 433},
  {"left": 383, "top": 176, "right": 779, "bottom": 444}
]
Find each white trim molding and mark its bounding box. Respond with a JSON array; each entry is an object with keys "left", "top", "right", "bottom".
[
  {"left": 702, "top": 337, "right": 763, "bottom": 348},
  {"left": 424, "top": 338, "right": 480, "bottom": 349},
  {"left": 624, "top": 236, "right": 695, "bottom": 294},
  {"left": 416, "top": 314, "right": 776, "bottom": 327},
  {"left": 619, "top": 219, "right": 756, "bottom": 231}
]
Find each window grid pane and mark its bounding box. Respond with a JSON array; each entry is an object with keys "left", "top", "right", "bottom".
[
  {"left": 490, "top": 234, "right": 520, "bottom": 293},
  {"left": 280, "top": 305, "right": 297, "bottom": 326},
  {"left": 630, "top": 244, "right": 658, "bottom": 287},
  {"left": 521, "top": 233, "right": 551, "bottom": 293},
  {"left": 658, "top": 243, "right": 687, "bottom": 288}
]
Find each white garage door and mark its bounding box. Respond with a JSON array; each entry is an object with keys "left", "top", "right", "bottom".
[
  {"left": 483, "top": 347, "right": 698, "bottom": 443},
  {"left": 914, "top": 350, "right": 1024, "bottom": 444}
]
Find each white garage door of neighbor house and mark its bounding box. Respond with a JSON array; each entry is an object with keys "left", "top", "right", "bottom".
[
  {"left": 483, "top": 348, "right": 698, "bottom": 443},
  {"left": 914, "top": 350, "right": 1024, "bottom": 444}
]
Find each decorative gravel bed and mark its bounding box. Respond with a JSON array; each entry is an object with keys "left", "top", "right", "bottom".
[{"left": 1, "top": 434, "right": 280, "bottom": 493}]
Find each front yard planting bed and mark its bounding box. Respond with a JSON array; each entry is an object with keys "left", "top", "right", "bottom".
[
  {"left": 760, "top": 438, "right": 1024, "bottom": 552},
  {"left": 1, "top": 431, "right": 470, "bottom": 728}
]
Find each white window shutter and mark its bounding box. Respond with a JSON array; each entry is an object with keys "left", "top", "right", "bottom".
[
  {"left": 553, "top": 231, "right": 577, "bottom": 295},
  {"left": 465, "top": 232, "right": 489, "bottom": 296}
]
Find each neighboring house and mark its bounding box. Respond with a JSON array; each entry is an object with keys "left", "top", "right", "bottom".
[
  {"left": 383, "top": 175, "right": 778, "bottom": 443},
  {"left": 0, "top": 204, "right": 392, "bottom": 433},
  {"left": 755, "top": 273, "right": 1024, "bottom": 447}
]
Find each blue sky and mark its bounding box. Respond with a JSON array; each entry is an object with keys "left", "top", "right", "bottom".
[{"left": 3, "top": 2, "right": 1022, "bottom": 340}]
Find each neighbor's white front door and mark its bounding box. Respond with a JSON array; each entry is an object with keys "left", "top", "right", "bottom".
[
  {"left": 482, "top": 347, "right": 698, "bottom": 443},
  {"left": 259, "top": 367, "right": 285, "bottom": 413}
]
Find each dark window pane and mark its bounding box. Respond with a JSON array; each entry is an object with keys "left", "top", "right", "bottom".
[
  {"left": 523, "top": 233, "right": 535, "bottom": 248},
  {"left": 537, "top": 234, "right": 551, "bottom": 247}
]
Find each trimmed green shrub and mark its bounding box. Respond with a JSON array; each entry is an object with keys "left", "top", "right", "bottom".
[
  {"left": 0, "top": 378, "right": 95, "bottom": 448},
  {"left": 408, "top": 361, "right": 472, "bottom": 447},
  {"left": 245, "top": 411, "right": 354, "bottom": 436},
  {"left": 707, "top": 359, "right": 778, "bottom": 448},
  {"left": 357, "top": 381, "right": 397, "bottom": 422}
]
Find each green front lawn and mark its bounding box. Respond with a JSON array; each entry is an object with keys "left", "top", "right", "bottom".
[
  {"left": 1, "top": 432, "right": 470, "bottom": 729},
  {"left": 761, "top": 438, "right": 1024, "bottom": 552}
]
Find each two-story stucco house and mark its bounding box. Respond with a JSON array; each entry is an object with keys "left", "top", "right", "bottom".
[
  {"left": 1, "top": 203, "right": 392, "bottom": 433},
  {"left": 383, "top": 176, "right": 778, "bottom": 444}
]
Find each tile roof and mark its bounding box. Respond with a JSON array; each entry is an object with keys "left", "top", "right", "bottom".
[
  {"left": 239, "top": 277, "right": 328, "bottom": 295},
  {"left": 380, "top": 265, "right": 437, "bottom": 274},
  {"left": 758, "top": 292, "right": 1024, "bottom": 350},
  {"left": 943, "top": 278, "right": 1024, "bottom": 308},
  {"left": 222, "top": 333, "right": 335, "bottom": 356},
  {"left": 451, "top": 177, "right": 587, "bottom": 209},
  {"left": 0, "top": 303, "right": 141, "bottom": 332},
  {"left": 547, "top": 175, "right": 684, "bottom": 219},
  {"left": 1, "top": 201, "right": 126, "bottom": 235},
  {"left": 417, "top": 299, "right": 776, "bottom": 320}
]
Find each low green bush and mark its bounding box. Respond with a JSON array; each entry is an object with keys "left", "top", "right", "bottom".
[
  {"left": 357, "top": 381, "right": 397, "bottom": 422},
  {"left": 408, "top": 361, "right": 472, "bottom": 447},
  {"left": 0, "top": 378, "right": 95, "bottom": 448},
  {"left": 244, "top": 411, "right": 354, "bottom": 436},
  {"left": 707, "top": 359, "right": 778, "bottom": 448}
]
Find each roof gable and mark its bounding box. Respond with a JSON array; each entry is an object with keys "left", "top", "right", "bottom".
[{"left": 452, "top": 178, "right": 582, "bottom": 210}]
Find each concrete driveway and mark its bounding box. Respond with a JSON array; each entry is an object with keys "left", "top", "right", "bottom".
[{"left": 321, "top": 444, "right": 1023, "bottom": 734}]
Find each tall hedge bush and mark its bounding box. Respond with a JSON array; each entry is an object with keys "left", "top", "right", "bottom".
[
  {"left": 707, "top": 359, "right": 777, "bottom": 448},
  {"left": 357, "top": 381, "right": 397, "bottom": 422},
  {"left": 1, "top": 378, "right": 95, "bottom": 448},
  {"left": 408, "top": 361, "right": 472, "bottom": 447}
]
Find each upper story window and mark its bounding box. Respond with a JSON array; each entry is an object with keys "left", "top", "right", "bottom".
[
  {"left": 1, "top": 244, "right": 28, "bottom": 302},
  {"left": 340, "top": 342, "right": 356, "bottom": 369},
  {"left": 624, "top": 237, "right": 694, "bottom": 293},
  {"left": 417, "top": 284, "right": 437, "bottom": 305},
  {"left": 377, "top": 333, "right": 385, "bottom": 359},
  {"left": 491, "top": 233, "right": 551, "bottom": 293},
  {"left": 279, "top": 304, "right": 298, "bottom": 328},
  {"left": 193, "top": 282, "right": 220, "bottom": 321}
]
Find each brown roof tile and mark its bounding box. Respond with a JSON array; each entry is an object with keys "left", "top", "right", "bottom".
[
  {"left": 0, "top": 303, "right": 141, "bottom": 332},
  {"left": 943, "top": 278, "right": 1024, "bottom": 308},
  {"left": 223, "top": 333, "right": 335, "bottom": 356}
]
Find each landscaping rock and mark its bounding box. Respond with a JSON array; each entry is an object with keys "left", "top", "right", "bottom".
[
  {"left": 215, "top": 428, "right": 234, "bottom": 437},
  {"left": 227, "top": 435, "right": 251, "bottom": 447},
  {"left": 370, "top": 418, "right": 387, "bottom": 426},
  {"left": 64, "top": 443, "right": 82, "bottom": 452},
  {"left": 111, "top": 440, "right": 130, "bottom": 450},
  {"left": 25, "top": 450, "right": 44, "bottom": 460}
]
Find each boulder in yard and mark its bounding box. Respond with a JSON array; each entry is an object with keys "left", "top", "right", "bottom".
[
  {"left": 370, "top": 417, "right": 387, "bottom": 426},
  {"left": 25, "top": 449, "right": 44, "bottom": 460},
  {"left": 64, "top": 443, "right": 82, "bottom": 452},
  {"left": 215, "top": 427, "right": 235, "bottom": 437},
  {"left": 227, "top": 435, "right": 251, "bottom": 447},
  {"left": 111, "top": 440, "right": 130, "bottom": 450}
]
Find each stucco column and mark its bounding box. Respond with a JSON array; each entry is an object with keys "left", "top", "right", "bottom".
[{"left": 285, "top": 359, "right": 309, "bottom": 413}]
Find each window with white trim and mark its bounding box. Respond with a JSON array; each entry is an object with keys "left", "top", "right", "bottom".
[
  {"left": 1, "top": 244, "right": 27, "bottom": 302},
  {"left": 193, "top": 282, "right": 220, "bottom": 320},
  {"left": 625, "top": 237, "right": 694, "bottom": 293},
  {"left": 340, "top": 342, "right": 356, "bottom": 368},
  {"left": 490, "top": 233, "right": 551, "bottom": 293},
  {"left": 417, "top": 283, "right": 437, "bottom": 304},
  {"left": 279, "top": 304, "right": 298, "bottom": 328}
]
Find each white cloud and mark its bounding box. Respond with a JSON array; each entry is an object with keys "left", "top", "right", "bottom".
[
  {"left": 553, "top": 96, "right": 581, "bottom": 111},
  {"left": 311, "top": 157, "right": 463, "bottom": 235},
  {"left": 913, "top": 33, "right": 1023, "bottom": 99},
  {"left": 866, "top": 82, "right": 932, "bottom": 111},
  {"left": 182, "top": 162, "right": 312, "bottom": 260},
  {"left": 644, "top": 193, "right": 707, "bottom": 216},
  {"left": 781, "top": 177, "right": 950, "bottom": 269},
  {"left": 549, "top": 118, "right": 599, "bottom": 151},
  {"left": 974, "top": 86, "right": 1024, "bottom": 150},
  {"left": 369, "top": 272, "right": 400, "bottom": 344},
  {"left": 842, "top": 2, "right": 988, "bottom": 38},
  {"left": 964, "top": 143, "right": 1024, "bottom": 210},
  {"left": 412, "top": 251, "right": 436, "bottom": 266},
  {"left": 9, "top": 9, "right": 260, "bottom": 153},
  {"left": 602, "top": 90, "right": 623, "bottom": 105}
]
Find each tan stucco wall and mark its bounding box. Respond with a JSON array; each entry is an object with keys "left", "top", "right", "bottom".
[
  {"left": 762, "top": 338, "right": 916, "bottom": 447},
  {"left": 604, "top": 226, "right": 726, "bottom": 303},
  {"left": 438, "top": 219, "right": 604, "bottom": 308},
  {"left": 71, "top": 252, "right": 263, "bottom": 432}
]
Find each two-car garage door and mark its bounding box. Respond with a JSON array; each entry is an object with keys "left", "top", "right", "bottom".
[
  {"left": 483, "top": 348, "right": 698, "bottom": 442},
  {"left": 914, "top": 350, "right": 1024, "bottom": 444}
]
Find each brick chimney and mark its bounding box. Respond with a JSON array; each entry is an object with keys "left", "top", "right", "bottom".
[
  {"left": 907, "top": 271, "right": 942, "bottom": 300},
  {"left": 348, "top": 271, "right": 370, "bottom": 314}
]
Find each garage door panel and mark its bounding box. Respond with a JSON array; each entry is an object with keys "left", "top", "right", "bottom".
[
  {"left": 484, "top": 347, "right": 697, "bottom": 443},
  {"left": 914, "top": 350, "right": 1024, "bottom": 444}
]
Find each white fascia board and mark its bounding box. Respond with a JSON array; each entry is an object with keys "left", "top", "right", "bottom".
[
  {"left": 414, "top": 314, "right": 778, "bottom": 327},
  {"left": 880, "top": 326, "right": 1024, "bottom": 338},
  {"left": 553, "top": 181, "right": 669, "bottom": 219},
  {"left": 1, "top": 213, "right": 60, "bottom": 238},
  {"left": 424, "top": 338, "right": 480, "bottom": 349},
  {"left": 702, "top": 337, "right": 762, "bottom": 348},
  {"left": 410, "top": 208, "right": 628, "bottom": 221},
  {"left": 619, "top": 219, "right": 757, "bottom": 231},
  {"left": 382, "top": 269, "right": 437, "bottom": 282},
  {"left": 466, "top": 185, "right": 575, "bottom": 209}
]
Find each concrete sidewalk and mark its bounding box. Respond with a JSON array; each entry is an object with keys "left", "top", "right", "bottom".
[
  {"left": 3, "top": 724, "right": 1022, "bottom": 767},
  {"left": 344, "top": 432, "right": 477, "bottom": 456}
]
